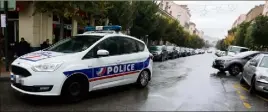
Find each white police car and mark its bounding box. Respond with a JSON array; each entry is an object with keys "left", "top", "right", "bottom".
[{"left": 10, "top": 25, "right": 153, "bottom": 101}]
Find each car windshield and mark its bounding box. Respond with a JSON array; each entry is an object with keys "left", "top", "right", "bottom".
[
  {"left": 233, "top": 51, "right": 257, "bottom": 58},
  {"left": 259, "top": 56, "right": 268, "bottom": 68},
  {"left": 228, "top": 46, "right": 248, "bottom": 53},
  {"left": 44, "top": 35, "right": 102, "bottom": 53},
  {"left": 149, "top": 46, "right": 161, "bottom": 52}
]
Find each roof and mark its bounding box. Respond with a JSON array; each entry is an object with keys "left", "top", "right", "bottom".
[{"left": 229, "top": 45, "right": 249, "bottom": 49}]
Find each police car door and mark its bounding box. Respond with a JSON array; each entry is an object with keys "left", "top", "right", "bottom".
[
  {"left": 83, "top": 37, "right": 123, "bottom": 90},
  {"left": 117, "top": 37, "right": 147, "bottom": 83}
]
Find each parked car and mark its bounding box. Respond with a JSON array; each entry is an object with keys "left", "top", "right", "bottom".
[
  {"left": 215, "top": 51, "right": 226, "bottom": 57},
  {"left": 186, "top": 48, "right": 191, "bottom": 56},
  {"left": 212, "top": 51, "right": 260, "bottom": 76},
  {"left": 207, "top": 50, "right": 213, "bottom": 53},
  {"left": 227, "top": 45, "right": 249, "bottom": 56},
  {"left": 180, "top": 47, "right": 187, "bottom": 57},
  {"left": 241, "top": 53, "right": 268, "bottom": 94},
  {"left": 176, "top": 47, "right": 182, "bottom": 57},
  {"left": 149, "top": 45, "right": 169, "bottom": 61},
  {"left": 167, "top": 46, "right": 178, "bottom": 59}
]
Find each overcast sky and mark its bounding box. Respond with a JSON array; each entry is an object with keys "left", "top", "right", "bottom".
[{"left": 174, "top": 1, "right": 265, "bottom": 39}]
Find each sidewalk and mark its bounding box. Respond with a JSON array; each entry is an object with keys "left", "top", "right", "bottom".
[{"left": 0, "top": 65, "right": 11, "bottom": 81}]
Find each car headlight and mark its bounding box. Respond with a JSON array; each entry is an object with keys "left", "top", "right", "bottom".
[{"left": 32, "top": 62, "right": 63, "bottom": 72}]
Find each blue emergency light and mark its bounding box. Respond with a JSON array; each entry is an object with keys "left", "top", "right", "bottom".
[{"left": 84, "top": 25, "right": 122, "bottom": 32}]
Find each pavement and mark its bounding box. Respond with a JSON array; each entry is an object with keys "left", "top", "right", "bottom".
[{"left": 1, "top": 53, "right": 268, "bottom": 111}]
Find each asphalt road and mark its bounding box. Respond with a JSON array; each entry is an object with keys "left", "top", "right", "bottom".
[{"left": 1, "top": 53, "right": 268, "bottom": 111}]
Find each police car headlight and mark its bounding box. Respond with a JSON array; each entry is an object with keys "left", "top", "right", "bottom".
[{"left": 32, "top": 63, "right": 63, "bottom": 72}]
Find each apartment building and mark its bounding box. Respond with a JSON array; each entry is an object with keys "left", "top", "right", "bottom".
[
  {"left": 245, "top": 4, "right": 264, "bottom": 22},
  {"left": 159, "top": 0, "right": 191, "bottom": 28},
  {"left": 232, "top": 14, "right": 246, "bottom": 28},
  {"left": 263, "top": 0, "right": 268, "bottom": 16}
]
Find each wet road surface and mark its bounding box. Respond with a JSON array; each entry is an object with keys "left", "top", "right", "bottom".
[{"left": 1, "top": 53, "right": 268, "bottom": 111}]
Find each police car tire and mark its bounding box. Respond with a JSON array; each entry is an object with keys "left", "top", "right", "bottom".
[
  {"left": 136, "top": 70, "right": 149, "bottom": 88},
  {"left": 61, "top": 77, "right": 88, "bottom": 102}
]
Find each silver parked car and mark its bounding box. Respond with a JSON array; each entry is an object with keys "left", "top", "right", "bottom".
[
  {"left": 241, "top": 53, "right": 268, "bottom": 94},
  {"left": 213, "top": 51, "right": 260, "bottom": 76}
]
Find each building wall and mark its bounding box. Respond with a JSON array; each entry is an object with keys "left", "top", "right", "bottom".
[
  {"left": 245, "top": 4, "right": 264, "bottom": 22},
  {"left": 263, "top": 1, "right": 268, "bottom": 16},
  {"left": 159, "top": 1, "right": 190, "bottom": 28},
  {"left": 232, "top": 14, "right": 246, "bottom": 28},
  {"left": 19, "top": 2, "right": 53, "bottom": 49}
]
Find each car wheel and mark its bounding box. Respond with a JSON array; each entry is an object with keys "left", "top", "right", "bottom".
[
  {"left": 62, "top": 77, "right": 88, "bottom": 102},
  {"left": 240, "top": 75, "right": 246, "bottom": 85},
  {"left": 136, "top": 70, "right": 150, "bottom": 88},
  {"left": 229, "top": 65, "right": 241, "bottom": 76},
  {"left": 249, "top": 76, "right": 256, "bottom": 94}
]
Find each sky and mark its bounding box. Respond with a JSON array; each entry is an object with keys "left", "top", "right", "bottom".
[{"left": 174, "top": 1, "right": 265, "bottom": 40}]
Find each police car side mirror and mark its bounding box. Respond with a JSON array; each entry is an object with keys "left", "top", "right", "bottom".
[{"left": 97, "top": 49, "right": 109, "bottom": 56}]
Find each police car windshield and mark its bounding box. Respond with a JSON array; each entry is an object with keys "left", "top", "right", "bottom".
[{"left": 45, "top": 35, "right": 102, "bottom": 53}]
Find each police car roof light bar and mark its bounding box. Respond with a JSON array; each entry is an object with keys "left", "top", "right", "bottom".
[{"left": 84, "top": 25, "right": 122, "bottom": 32}]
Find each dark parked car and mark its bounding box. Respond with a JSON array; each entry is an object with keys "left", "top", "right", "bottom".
[
  {"left": 167, "top": 46, "right": 178, "bottom": 59},
  {"left": 149, "top": 45, "right": 169, "bottom": 61},
  {"left": 180, "top": 47, "right": 187, "bottom": 57},
  {"left": 212, "top": 51, "right": 260, "bottom": 76},
  {"left": 176, "top": 47, "right": 182, "bottom": 57}
]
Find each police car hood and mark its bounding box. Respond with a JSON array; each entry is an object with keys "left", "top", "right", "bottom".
[{"left": 16, "top": 51, "right": 75, "bottom": 64}]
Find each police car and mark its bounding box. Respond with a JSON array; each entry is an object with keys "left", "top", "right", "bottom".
[{"left": 10, "top": 25, "right": 153, "bottom": 101}]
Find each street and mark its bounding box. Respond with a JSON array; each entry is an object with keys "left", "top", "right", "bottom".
[{"left": 1, "top": 53, "right": 268, "bottom": 111}]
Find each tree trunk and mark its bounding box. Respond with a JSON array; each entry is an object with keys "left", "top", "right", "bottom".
[{"left": 59, "top": 17, "right": 64, "bottom": 41}]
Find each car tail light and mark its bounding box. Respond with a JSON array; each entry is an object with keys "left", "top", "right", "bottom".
[{"left": 149, "top": 54, "right": 154, "bottom": 60}]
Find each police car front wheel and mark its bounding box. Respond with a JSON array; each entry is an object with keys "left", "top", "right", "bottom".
[
  {"left": 137, "top": 70, "right": 150, "bottom": 87},
  {"left": 61, "top": 75, "right": 89, "bottom": 102}
]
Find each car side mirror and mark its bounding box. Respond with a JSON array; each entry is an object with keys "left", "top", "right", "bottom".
[
  {"left": 249, "top": 61, "right": 257, "bottom": 66},
  {"left": 97, "top": 49, "right": 109, "bottom": 56}
]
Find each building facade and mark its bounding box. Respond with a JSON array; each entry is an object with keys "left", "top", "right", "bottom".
[
  {"left": 159, "top": 0, "right": 190, "bottom": 28},
  {"left": 0, "top": 1, "right": 81, "bottom": 51},
  {"left": 263, "top": 0, "right": 268, "bottom": 16},
  {"left": 232, "top": 14, "right": 246, "bottom": 28},
  {"left": 245, "top": 4, "right": 264, "bottom": 22}
]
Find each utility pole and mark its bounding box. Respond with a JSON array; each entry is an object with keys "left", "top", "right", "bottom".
[{"left": 4, "top": 1, "right": 9, "bottom": 71}]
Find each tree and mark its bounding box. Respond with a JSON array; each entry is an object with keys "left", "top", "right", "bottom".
[
  {"left": 34, "top": 1, "right": 84, "bottom": 40},
  {"left": 107, "top": 1, "right": 137, "bottom": 31},
  {"left": 216, "top": 39, "right": 227, "bottom": 51},
  {"left": 244, "top": 24, "right": 254, "bottom": 49},
  {"left": 148, "top": 15, "right": 169, "bottom": 43},
  {"left": 77, "top": 1, "right": 113, "bottom": 26},
  {"left": 130, "top": 1, "right": 159, "bottom": 39},
  {"left": 234, "top": 22, "right": 250, "bottom": 46},
  {"left": 248, "top": 15, "right": 268, "bottom": 50}
]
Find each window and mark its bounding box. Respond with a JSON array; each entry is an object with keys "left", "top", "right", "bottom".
[
  {"left": 259, "top": 56, "right": 268, "bottom": 68},
  {"left": 118, "top": 37, "right": 138, "bottom": 54},
  {"left": 45, "top": 35, "right": 102, "bottom": 53},
  {"left": 136, "top": 41, "right": 145, "bottom": 52},
  {"left": 83, "top": 37, "right": 119, "bottom": 59},
  {"left": 170, "top": 11, "right": 172, "bottom": 15}
]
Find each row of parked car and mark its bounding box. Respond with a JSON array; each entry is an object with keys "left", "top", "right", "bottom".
[
  {"left": 149, "top": 45, "right": 205, "bottom": 61},
  {"left": 213, "top": 50, "right": 268, "bottom": 94}
]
